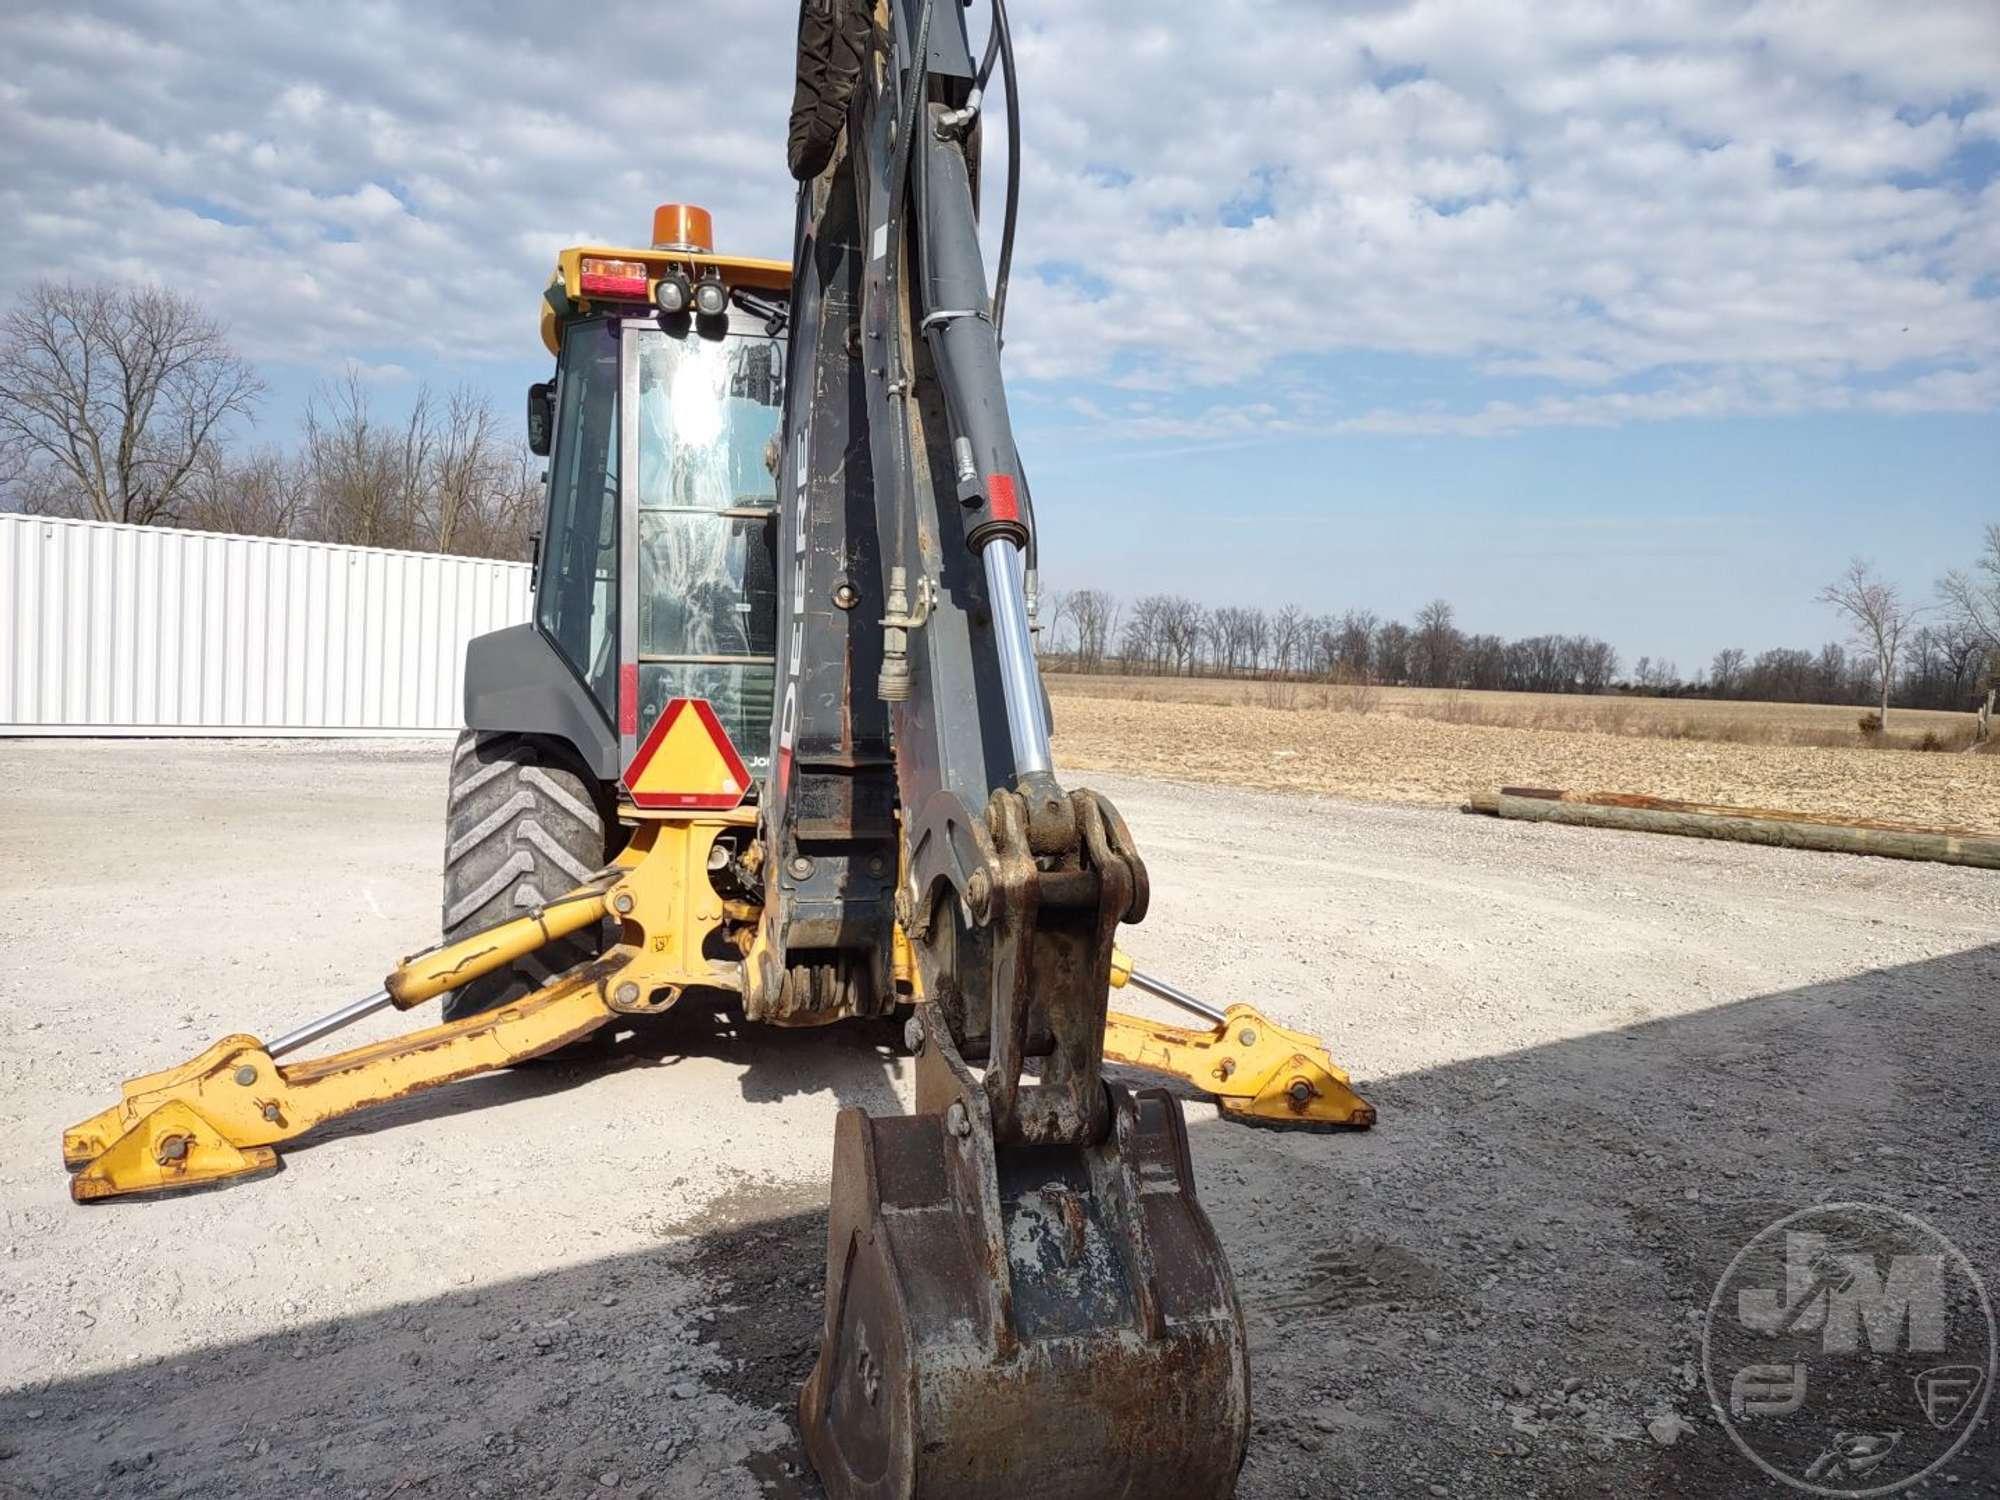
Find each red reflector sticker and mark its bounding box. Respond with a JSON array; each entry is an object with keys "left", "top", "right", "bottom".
[
  {"left": 986, "top": 473, "right": 1019, "bottom": 522},
  {"left": 618, "top": 664, "right": 638, "bottom": 736}
]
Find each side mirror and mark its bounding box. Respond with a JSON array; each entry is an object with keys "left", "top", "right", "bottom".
[{"left": 526, "top": 381, "right": 554, "bottom": 457}]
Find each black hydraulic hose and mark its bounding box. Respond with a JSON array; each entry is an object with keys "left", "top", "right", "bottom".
[
  {"left": 883, "top": 0, "right": 936, "bottom": 579},
  {"left": 976, "top": 4, "right": 1000, "bottom": 89},
  {"left": 991, "top": 0, "right": 1020, "bottom": 342},
  {"left": 884, "top": 0, "right": 935, "bottom": 385},
  {"left": 968, "top": 0, "right": 1033, "bottom": 572}
]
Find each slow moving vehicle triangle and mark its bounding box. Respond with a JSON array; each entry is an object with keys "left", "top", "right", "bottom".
[{"left": 624, "top": 697, "right": 751, "bottom": 811}]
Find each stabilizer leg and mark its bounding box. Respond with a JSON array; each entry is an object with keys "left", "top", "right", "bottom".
[
  {"left": 60, "top": 824, "right": 733, "bottom": 1203},
  {"left": 1104, "top": 952, "right": 1376, "bottom": 1130},
  {"left": 62, "top": 976, "right": 625, "bottom": 1202},
  {"left": 70, "top": 1098, "right": 279, "bottom": 1202}
]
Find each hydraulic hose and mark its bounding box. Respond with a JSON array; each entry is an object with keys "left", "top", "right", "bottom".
[
  {"left": 883, "top": 0, "right": 937, "bottom": 584},
  {"left": 991, "top": 0, "right": 1020, "bottom": 342},
  {"left": 976, "top": 4, "right": 1000, "bottom": 88}
]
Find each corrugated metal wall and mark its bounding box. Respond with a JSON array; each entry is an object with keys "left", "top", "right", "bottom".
[{"left": 0, "top": 514, "right": 532, "bottom": 735}]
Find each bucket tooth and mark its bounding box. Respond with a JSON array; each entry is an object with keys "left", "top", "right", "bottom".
[{"left": 802, "top": 1015, "right": 1249, "bottom": 1500}]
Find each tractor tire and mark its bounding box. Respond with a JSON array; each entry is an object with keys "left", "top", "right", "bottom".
[{"left": 440, "top": 730, "right": 619, "bottom": 1022}]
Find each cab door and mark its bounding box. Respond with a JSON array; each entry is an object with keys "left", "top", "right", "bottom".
[{"left": 617, "top": 312, "right": 783, "bottom": 782}]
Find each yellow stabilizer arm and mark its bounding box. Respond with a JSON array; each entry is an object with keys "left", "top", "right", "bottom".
[
  {"left": 62, "top": 889, "right": 622, "bottom": 1202},
  {"left": 62, "top": 816, "right": 742, "bottom": 1202},
  {"left": 62, "top": 977, "right": 621, "bottom": 1201},
  {"left": 1103, "top": 949, "right": 1375, "bottom": 1130}
]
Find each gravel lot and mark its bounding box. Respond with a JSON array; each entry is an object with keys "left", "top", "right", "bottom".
[{"left": 2, "top": 739, "right": 1996, "bottom": 1499}]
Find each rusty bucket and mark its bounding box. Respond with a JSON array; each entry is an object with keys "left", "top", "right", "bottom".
[{"left": 800, "top": 1018, "right": 1250, "bottom": 1499}]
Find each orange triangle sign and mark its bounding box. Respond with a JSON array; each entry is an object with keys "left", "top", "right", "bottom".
[{"left": 624, "top": 698, "right": 753, "bottom": 811}]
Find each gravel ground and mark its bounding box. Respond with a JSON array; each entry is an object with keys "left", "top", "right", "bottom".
[
  {"left": 1, "top": 739, "right": 1996, "bottom": 1499},
  {"left": 1048, "top": 692, "right": 2000, "bottom": 828}
]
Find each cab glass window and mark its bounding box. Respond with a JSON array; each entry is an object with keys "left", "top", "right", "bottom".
[
  {"left": 536, "top": 318, "right": 621, "bottom": 714},
  {"left": 631, "top": 326, "right": 782, "bottom": 768}
]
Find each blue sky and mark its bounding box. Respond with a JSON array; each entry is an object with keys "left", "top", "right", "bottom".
[{"left": 2, "top": 1, "right": 1994, "bottom": 673}]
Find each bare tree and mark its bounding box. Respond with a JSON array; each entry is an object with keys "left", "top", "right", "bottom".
[
  {"left": 0, "top": 280, "right": 263, "bottom": 524},
  {"left": 1043, "top": 590, "right": 1076, "bottom": 661},
  {"left": 1564, "top": 636, "right": 1619, "bottom": 694},
  {"left": 1121, "top": 595, "right": 1170, "bottom": 674},
  {"left": 1306, "top": 614, "right": 1340, "bottom": 678},
  {"left": 1939, "top": 524, "right": 2000, "bottom": 653},
  {"left": 450, "top": 440, "right": 540, "bottom": 561},
  {"left": 1630, "top": 656, "right": 1679, "bottom": 692},
  {"left": 1412, "top": 598, "right": 1461, "bottom": 687},
  {"left": 1065, "top": 589, "right": 1119, "bottom": 673},
  {"left": 1269, "top": 603, "right": 1308, "bottom": 678},
  {"left": 1239, "top": 608, "right": 1269, "bottom": 675},
  {"left": 1205, "top": 606, "right": 1269, "bottom": 676},
  {"left": 180, "top": 445, "right": 306, "bottom": 538},
  {"left": 1708, "top": 647, "right": 1747, "bottom": 697},
  {"left": 1373, "top": 621, "right": 1411, "bottom": 685},
  {"left": 430, "top": 385, "right": 505, "bottom": 554},
  {"left": 1161, "top": 596, "right": 1204, "bottom": 676},
  {"left": 1199, "top": 608, "right": 1233, "bottom": 675},
  {"left": 298, "top": 371, "right": 432, "bottom": 551},
  {"left": 289, "top": 371, "right": 532, "bottom": 559},
  {"left": 1818, "top": 558, "right": 1918, "bottom": 726},
  {"left": 1335, "top": 610, "right": 1376, "bottom": 677},
  {"left": 1462, "top": 632, "right": 1506, "bottom": 690}
]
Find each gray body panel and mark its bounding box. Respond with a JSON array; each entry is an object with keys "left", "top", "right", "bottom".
[{"left": 462, "top": 623, "right": 619, "bottom": 782}]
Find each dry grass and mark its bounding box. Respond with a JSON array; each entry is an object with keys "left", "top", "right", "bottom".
[
  {"left": 1045, "top": 680, "right": 2000, "bottom": 829},
  {"left": 1046, "top": 674, "right": 1980, "bottom": 752}
]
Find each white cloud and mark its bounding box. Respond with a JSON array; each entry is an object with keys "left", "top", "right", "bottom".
[
  {"left": 998, "top": 0, "right": 2000, "bottom": 428},
  {"left": 0, "top": 0, "right": 1992, "bottom": 437}
]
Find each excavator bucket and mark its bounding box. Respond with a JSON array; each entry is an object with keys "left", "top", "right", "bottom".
[{"left": 801, "top": 1004, "right": 1249, "bottom": 1500}]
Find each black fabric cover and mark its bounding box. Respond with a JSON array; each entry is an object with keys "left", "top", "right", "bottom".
[{"left": 788, "top": 0, "right": 871, "bottom": 181}]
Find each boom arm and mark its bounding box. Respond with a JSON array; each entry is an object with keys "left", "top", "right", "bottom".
[
  {"left": 777, "top": 10, "right": 1258, "bottom": 1496},
  {"left": 763, "top": 0, "right": 1139, "bottom": 1143}
]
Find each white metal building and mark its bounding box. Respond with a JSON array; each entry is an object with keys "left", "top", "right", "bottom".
[{"left": 0, "top": 514, "right": 532, "bottom": 736}]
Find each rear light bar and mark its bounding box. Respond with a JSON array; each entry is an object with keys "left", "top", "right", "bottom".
[{"left": 579, "top": 257, "right": 649, "bottom": 301}]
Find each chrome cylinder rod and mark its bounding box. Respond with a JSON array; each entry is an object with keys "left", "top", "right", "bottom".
[
  {"left": 980, "top": 536, "right": 1052, "bottom": 776},
  {"left": 1123, "top": 969, "right": 1228, "bottom": 1026},
  {"left": 267, "top": 988, "right": 394, "bottom": 1059}
]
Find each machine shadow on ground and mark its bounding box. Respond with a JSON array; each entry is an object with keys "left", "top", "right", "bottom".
[{"left": 3, "top": 943, "right": 1995, "bottom": 1500}]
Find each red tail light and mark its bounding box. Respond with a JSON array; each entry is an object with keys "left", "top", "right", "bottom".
[{"left": 580, "top": 257, "right": 649, "bottom": 301}]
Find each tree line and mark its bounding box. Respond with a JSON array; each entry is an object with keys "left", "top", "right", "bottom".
[
  {"left": 1051, "top": 591, "right": 1624, "bottom": 693},
  {"left": 0, "top": 280, "right": 535, "bottom": 559},
  {"left": 1049, "top": 530, "right": 2000, "bottom": 719},
  {"left": 5, "top": 281, "right": 1995, "bottom": 718}
]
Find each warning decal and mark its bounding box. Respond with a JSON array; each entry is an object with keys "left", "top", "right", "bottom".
[{"left": 623, "top": 698, "right": 752, "bottom": 811}]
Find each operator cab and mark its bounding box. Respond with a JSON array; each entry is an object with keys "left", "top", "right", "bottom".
[{"left": 526, "top": 205, "right": 789, "bottom": 788}]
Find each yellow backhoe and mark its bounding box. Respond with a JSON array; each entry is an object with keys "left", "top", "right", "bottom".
[{"left": 63, "top": 5, "right": 1372, "bottom": 1495}]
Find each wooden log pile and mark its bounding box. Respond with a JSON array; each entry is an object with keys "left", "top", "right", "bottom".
[{"left": 1466, "top": 787, "right": 2000, "bottom": 870}]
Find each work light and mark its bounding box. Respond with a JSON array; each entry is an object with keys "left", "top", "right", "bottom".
[
  {"left": 694, "top": 273, "right": 729, "bottom": 319},
  {"left": 654, "top": 269, "right": 691, "bottom": 317}
]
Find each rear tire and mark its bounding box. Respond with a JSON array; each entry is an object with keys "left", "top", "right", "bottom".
[{"left": 440, "top": 730, "right": 618, "bottom": 1022}]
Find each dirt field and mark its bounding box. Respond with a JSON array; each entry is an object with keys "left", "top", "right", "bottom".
[
  {"left": 1049, "top": 674, "right": 1982, "bottom": 748},
  {"left": 1047, "top": 683, "right": 2000, "bottom": 828},
  {"left": 2, "top": 740, "right": 1997, "bottom": 1500}
]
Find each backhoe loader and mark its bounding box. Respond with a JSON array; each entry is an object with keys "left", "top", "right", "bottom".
[{"left": 63, "top": 3, "right": 1372, "bottom": 1494}]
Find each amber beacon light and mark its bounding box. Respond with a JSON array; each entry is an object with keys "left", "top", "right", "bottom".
[{"left": 651, "top": 203, "right": 714, "bottom": 254}]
